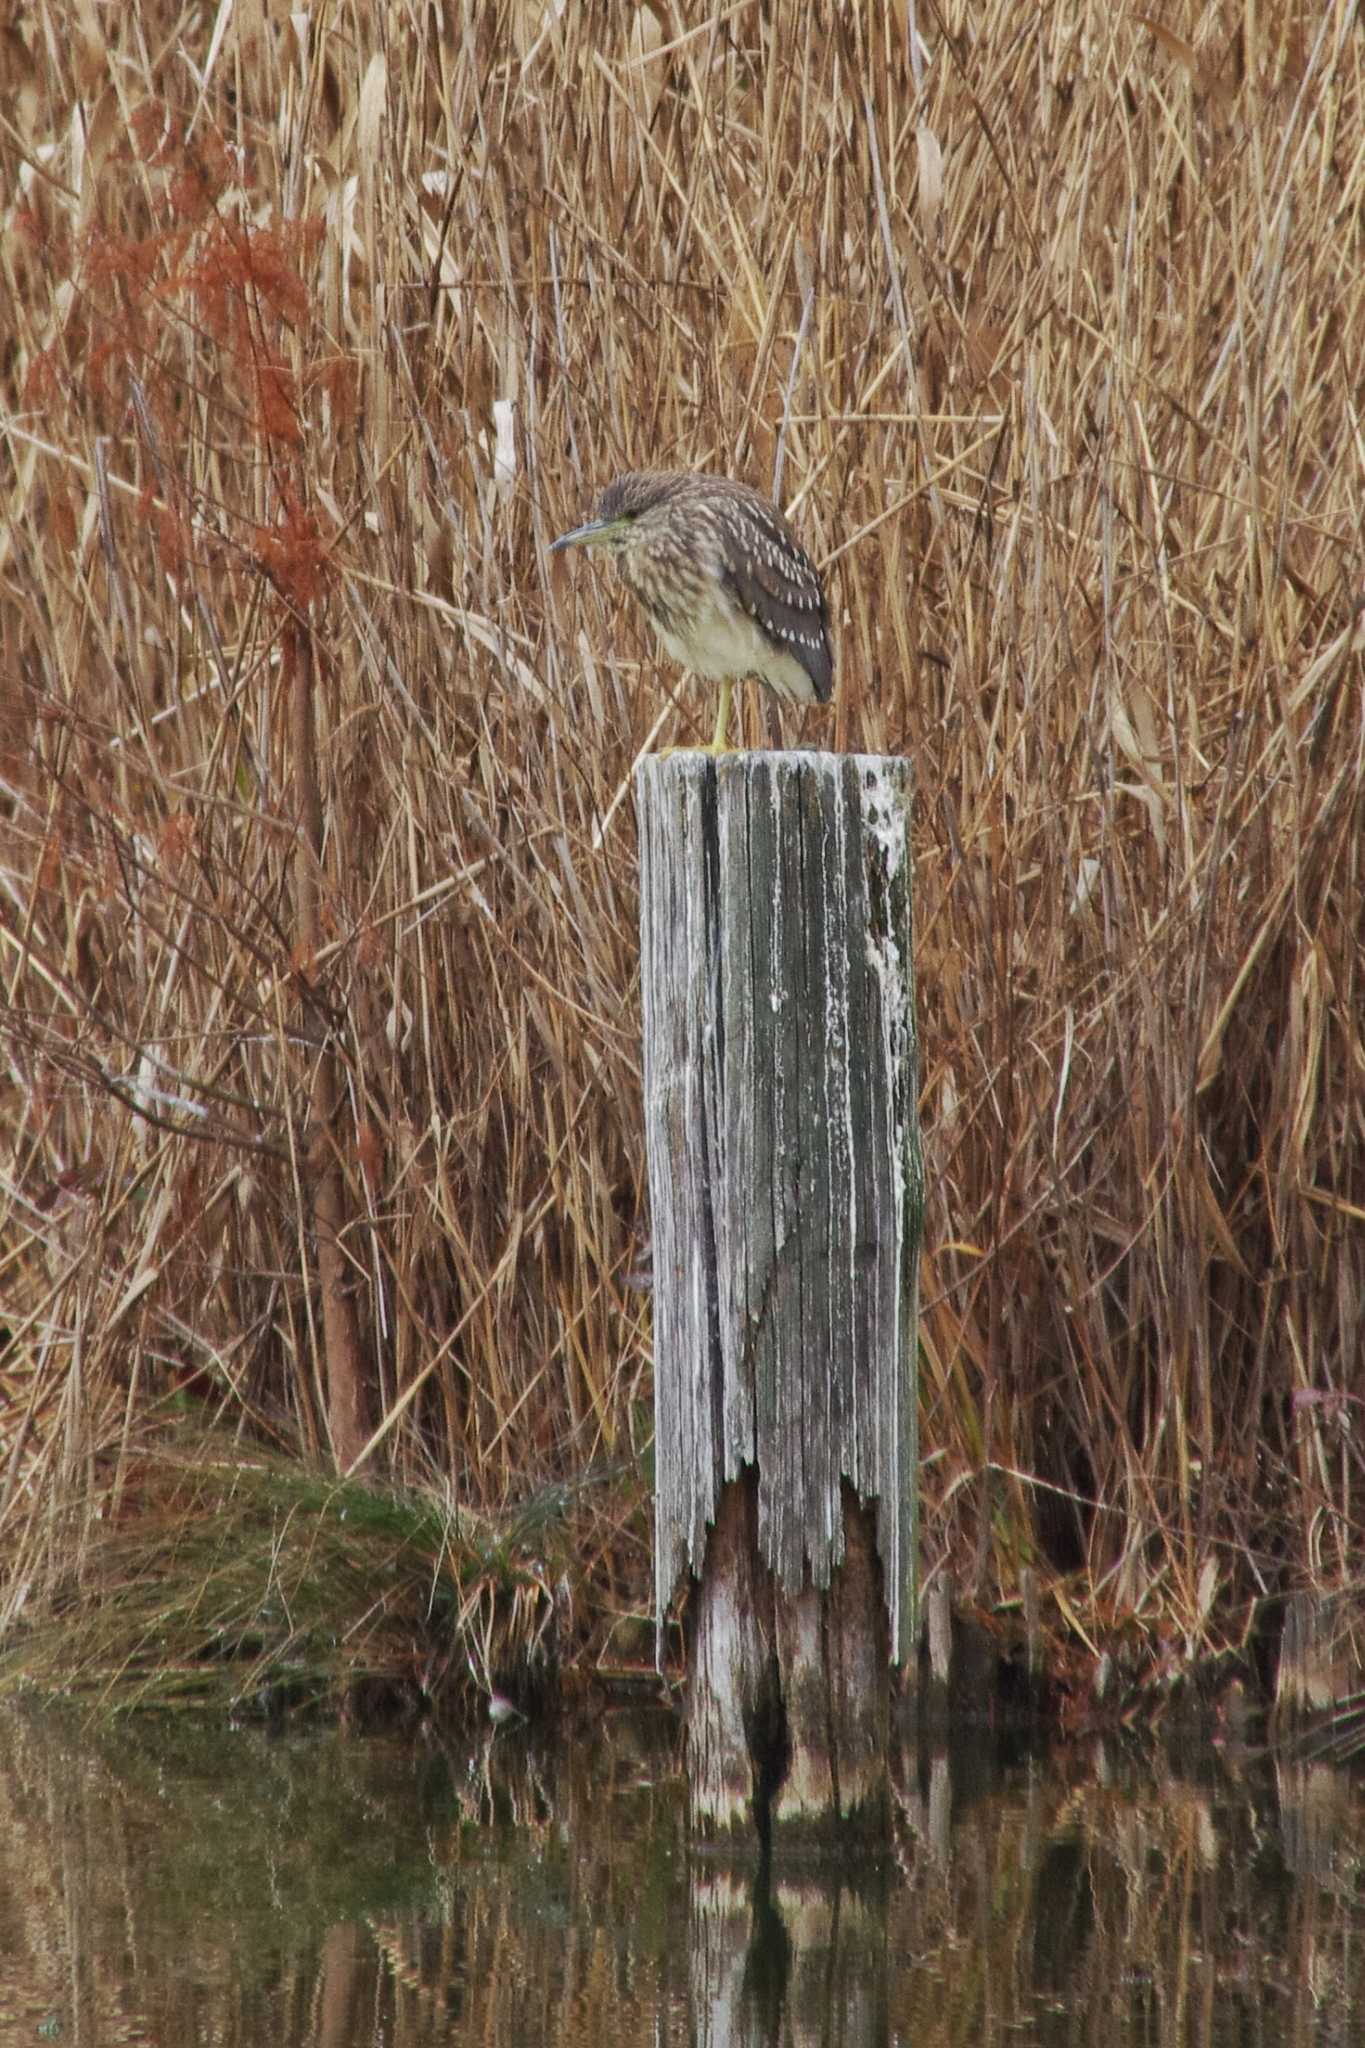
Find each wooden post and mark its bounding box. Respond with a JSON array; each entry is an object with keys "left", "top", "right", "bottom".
[{"left": 636, "top": 751, "right": 921, "bottom": 1843}]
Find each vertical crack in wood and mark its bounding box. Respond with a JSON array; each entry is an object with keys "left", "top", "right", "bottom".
[{"left": 698, "top": 770, "right": 726, "bottom": 1472}]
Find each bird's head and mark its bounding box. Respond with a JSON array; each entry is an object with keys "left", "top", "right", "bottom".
[{"left": 549, "top": 472, "right": 687, "bottom": 556}]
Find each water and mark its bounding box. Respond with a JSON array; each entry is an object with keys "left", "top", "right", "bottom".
[{"left": 2, "top": 1703, "right": 1362, "bottom": 2046}]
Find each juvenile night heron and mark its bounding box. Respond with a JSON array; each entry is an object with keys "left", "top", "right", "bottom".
[{"left": 550, "top": 470, "right": 833, "bottom": 752}]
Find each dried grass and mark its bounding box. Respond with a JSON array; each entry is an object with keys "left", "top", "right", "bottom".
[
  {"left": 2, "top": 0, "right": 1363, "bottom": 1697},
  {"left": 0, "top": 1429, "right": 566, "bottom": 1718}
]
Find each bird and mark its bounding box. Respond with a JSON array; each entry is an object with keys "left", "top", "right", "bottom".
[{"left": 549, "top": 470, "right": 833, "bottom": 753}]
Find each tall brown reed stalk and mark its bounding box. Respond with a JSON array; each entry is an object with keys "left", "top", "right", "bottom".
[{"left": 2, "top": 0, "right": 1363, "bottom": 1682}]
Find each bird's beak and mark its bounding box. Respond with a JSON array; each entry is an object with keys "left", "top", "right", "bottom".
[{"left": 549, "top": 514, "right": 622, "bottom": 553}]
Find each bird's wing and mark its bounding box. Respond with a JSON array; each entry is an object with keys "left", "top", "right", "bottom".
[{"left": 721, "top": 502, "right": 833, "bottom": 703}]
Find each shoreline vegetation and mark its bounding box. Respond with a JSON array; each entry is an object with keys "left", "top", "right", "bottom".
[{"left": 3, "top": 3, "right": 1363, "bottom": 1743}]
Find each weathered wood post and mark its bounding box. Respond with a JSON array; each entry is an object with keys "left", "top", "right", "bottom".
[{"left": 636, "top": 750, "right": 921, "bottom": 1843}]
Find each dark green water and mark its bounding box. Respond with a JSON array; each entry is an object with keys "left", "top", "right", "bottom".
[{"left": 2, "top": 1703, "right": 1362, "bottom": 2046}]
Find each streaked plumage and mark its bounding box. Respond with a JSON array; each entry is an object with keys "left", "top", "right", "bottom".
[{"left": 550, "top": 470, "right": 833, "bottom": 751}]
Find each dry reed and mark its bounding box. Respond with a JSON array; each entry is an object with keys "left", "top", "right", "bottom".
[{"left": 2, "top": 0, "right": 1363, "bottom": 1708}]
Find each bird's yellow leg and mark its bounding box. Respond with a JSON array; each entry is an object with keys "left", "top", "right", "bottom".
[{"left": 706, "top": 678, "right": 734, "bottom": 754}]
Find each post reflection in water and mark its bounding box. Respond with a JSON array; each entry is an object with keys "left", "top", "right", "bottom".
[{"left": 1, "top": 1705, "right": 1363, "bottom": 2047}]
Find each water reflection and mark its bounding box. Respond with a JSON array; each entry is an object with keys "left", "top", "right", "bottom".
[{"left": 1, "top": 1703, "right": 1363, "bottom": 2046}]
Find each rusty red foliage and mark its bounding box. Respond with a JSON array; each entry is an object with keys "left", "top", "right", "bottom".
[
  {"left": 255, "top": 356, "right": 303, "bottom": 448},
  {"left": 169, "top": 131, "right": 233, "bottom": 219},
  {"left": 129, "top": 98, "right": 180, "bottom": 165},
  {"left": 256, "top": 497, "right": 329, "bottom": 610},
  {"left": 83, "top": 226, "right": 163, "bottom": 297},
  {"left": 157, "top": 810, "right": 196, "bottom": 871},
  {"left": 310, "top": 352, "right": 360, "bottom": 429},
  {"left": 22, "top": 348, "right": 62, "bottom": 410},
  {"left": 15, "top": 203, "right": 47, "bottom": 249}
]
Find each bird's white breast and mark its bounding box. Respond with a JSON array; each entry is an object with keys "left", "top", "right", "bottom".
[{"left": 654, "top": 588, "right": 821, "bottom": 704}]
